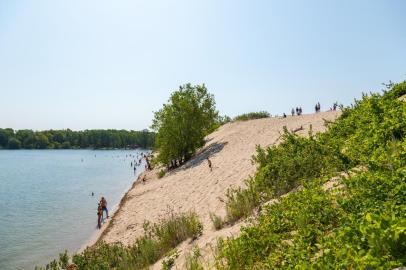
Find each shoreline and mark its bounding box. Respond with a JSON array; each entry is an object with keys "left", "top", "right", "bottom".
[{"left": 79, "top": 169, "right": 150, "bottom": 251}]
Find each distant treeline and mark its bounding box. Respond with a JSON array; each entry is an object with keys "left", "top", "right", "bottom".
[{"left": 0, "top": 128, "right": 155, "bottom": 149}]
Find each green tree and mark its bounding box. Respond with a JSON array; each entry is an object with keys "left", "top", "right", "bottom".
[
  {"left": 151, "top": 83, "right": 218, "bottom": 165},
  {"left": 0, "top": 128, "right": 14, "bottom": 148},
  {"left": 8, "top": 137, "right": 21, "bottom": 149},
  {"left": 35, "top": 134, "right": 50, "bottom": 149}
]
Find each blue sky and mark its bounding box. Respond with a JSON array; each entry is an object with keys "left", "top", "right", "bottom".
[{"left": 0, "top": 0, "right": 405, "bottom": 130}]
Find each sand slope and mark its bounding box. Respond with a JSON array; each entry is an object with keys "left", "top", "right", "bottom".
[{"left": 98, "top": 111, "right": 340, "bottom": 267}]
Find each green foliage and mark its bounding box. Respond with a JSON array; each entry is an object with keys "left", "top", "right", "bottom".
[
  {"left": 7, "top": 137, "right": 21, "bottom": 149},
  {"left": 225, "top": 129, "right": 347, "bottom": 222},
  {"left": 185, "top": 246, "right": 204, "bottom": 270},
  {"left": 162, "top": 249, "right": 179, "bottom": 270},
  {"left": 158, "top": 169, "right": 166, "bottom": 179},
  {"left": 0, "top": 128, "right": 155, "bottom": 149},
  {"left": 233, "top": 111, "right": 270, "bottom": 121},
  {"left": 211, "top": 115, "right": 232, "bottom": 131},
  {"left": 37, "top": 211, "right": 203, "bottom": 270},
  {"left": 152, "top": 84, "right": 219, "bottom": 165},
  {"left": 217, "top": 81, "right": 406, "bottom": 269},
  {"left": 210, "top": 212, "right": 225, "bottom": 230}
]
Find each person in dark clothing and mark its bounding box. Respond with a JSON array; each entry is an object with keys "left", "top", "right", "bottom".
[
  {"left": 97, "top": 203, "right": 103, "bottom": 229},
  {"left": 100, "top": 197, "right": 109, "bottom": 219},
  {"left": 207, "top": 158, "right": 212, "bottom": 171}
]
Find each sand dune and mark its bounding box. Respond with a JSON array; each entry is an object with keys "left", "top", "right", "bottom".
[{"left": 98, "top": 111, "right": 340, "bottom": 267}]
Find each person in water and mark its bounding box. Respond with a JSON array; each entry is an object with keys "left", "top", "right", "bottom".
[
  {"left": 97, "top": 203, "right": 103, "bottom": 229},
  {"left": 100, "top": 197, "right": 109, "bottom": 219}
]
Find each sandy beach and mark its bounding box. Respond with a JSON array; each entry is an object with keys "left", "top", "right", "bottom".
[{"left": 93, "top": 111, "right": 340, "bottom": 268}]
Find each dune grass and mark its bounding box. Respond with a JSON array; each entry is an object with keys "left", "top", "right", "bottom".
[
  {"left": 217, "top": 81, "right": 406, "bottom": 269},
  {"left": 209, "top": 212, "right": 225, "bottom": 230},
  {"left": 233, "top": 111, "right": 270, "bottom": 121},
  {"left": 36, "top": 211, "right": 203, "bottom": 270},
  {"left": 185, "top": 246, "right": 204, "bottom": 270}
]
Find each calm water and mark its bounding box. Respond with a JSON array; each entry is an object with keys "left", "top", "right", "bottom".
[{"left": 0, "top": 149, "right": 148, "bottom": 270}]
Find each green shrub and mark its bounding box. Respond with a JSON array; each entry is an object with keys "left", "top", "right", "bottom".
[
  {"left": 158, "top": 169, "right": 166, "bottom": 178},
  {"left": 162, "top": 249, "right": 179, "bottom": 270},
  {"left": 216, "top": 81, "right": 406, "bottom": 269},
  {"left": 233, "top": 111, "right": 270, "bottom": 121},
  {"left": 37, "top": 211, "right": 203, "bottom": 270},
  {"left": 185, "top": 246, "right": 204, "bottom": 270},
  {"left": 210, "top": 212, "right": 225, "bottom": 230},
  {"left": 225, "top": 182, "right": 259, "bottom": 223},
  {"left": 225, "top": 128, "right": 347, "bottom": 223}
]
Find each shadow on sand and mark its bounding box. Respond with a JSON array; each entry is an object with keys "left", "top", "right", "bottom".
[{"left": 171, "top": 141, "right": 228, "bottom": 173}]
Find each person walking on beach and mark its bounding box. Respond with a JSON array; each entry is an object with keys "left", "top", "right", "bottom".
[
  {"left": 291, "top": 108, "right": 295, "bottom": 116},
  {"left": 207, "top": 157, "right": 212, "bottom": 171},
  {"left": 100, "top": 197, "right": 109, "bottom": 219},
  {"left": 97, "top": 203, "right": 103, "bottom": 229}
]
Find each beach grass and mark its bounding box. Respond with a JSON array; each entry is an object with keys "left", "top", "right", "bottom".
[
  {"left": 233, "top": 111, "right": 270, "bottom": 121},
  {"left": 36, "top": 211, "right": 202, "bottom": 270}
]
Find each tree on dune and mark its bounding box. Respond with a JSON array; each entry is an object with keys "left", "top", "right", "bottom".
[{"left": 151, "top": 83, "right": 219, "bottom": 167}]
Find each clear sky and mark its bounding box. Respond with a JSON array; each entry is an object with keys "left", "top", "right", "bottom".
[{"left": 0, "top": 0, "right": 405, "bottom": 131}]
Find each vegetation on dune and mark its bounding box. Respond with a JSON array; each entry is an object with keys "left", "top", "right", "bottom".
[
  {"left": 34, "top": 81, "right": 406, "bottom": 269},
  {"left": 217, "top": 81, "right": 406, "bottom": 269},
  {"left": 210, "top": 212, "right": 225, "bottom": 230},
  {"left": 151, "top": 84, "right": 220, "bottom": 167},
  {"left": 185, "top": 247, "right": 204, "bottom": 270},
  {"left": 233, "top": 111, "right": 270, "bottom": 121},
  {"left": 37, "top": 211, "right": 202, "bottom": 270},
  {"left": 0, "top": 129, "right": 155, "bottom": 149}
]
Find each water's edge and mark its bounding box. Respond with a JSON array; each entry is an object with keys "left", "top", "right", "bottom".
[{"left": 78, "top": 170, "right": 146, "bottom": 251}]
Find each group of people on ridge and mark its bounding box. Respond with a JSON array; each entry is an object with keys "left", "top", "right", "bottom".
[
  {"left": 291, "top": 107, "right": 303, "bottom": 116},
  {"left": 315, "top": 102, "right": 321, "bottom": 113}
]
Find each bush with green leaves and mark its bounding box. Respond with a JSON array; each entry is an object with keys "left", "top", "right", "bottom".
[
  {"left": 157, "top": 169, "right": 166, "bottom": 179},
  {"left": 185, "top": 246, "right": 204, "bottom": 270},
  {"left": 225, "top": 128, "right": 348, "bottom": 222},
  {"left": 217, "top": 81, "right": 406, "bottom": 269},
  {"left": 210, "top": 212, "right": 225, "bottom": 230},
  {"left": 37, "top": 211, "right": 202, "bottom": 270},
  {"left": 233, "top": 111, "right": 270, "bottom": 121},
  {"left": 151, "top": 84, "right": 219, "bottom": 166},
  {"left": 162, "top": 249, "right": 179, "bottom": 270}
]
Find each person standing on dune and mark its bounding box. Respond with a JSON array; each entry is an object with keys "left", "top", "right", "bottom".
[{"left": 207, "top": 157, "right": 212, "bottom": 171}]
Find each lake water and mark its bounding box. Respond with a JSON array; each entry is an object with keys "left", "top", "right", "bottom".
[{"left": 0, "top": 149, "right": 148, "bottom": 270}]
